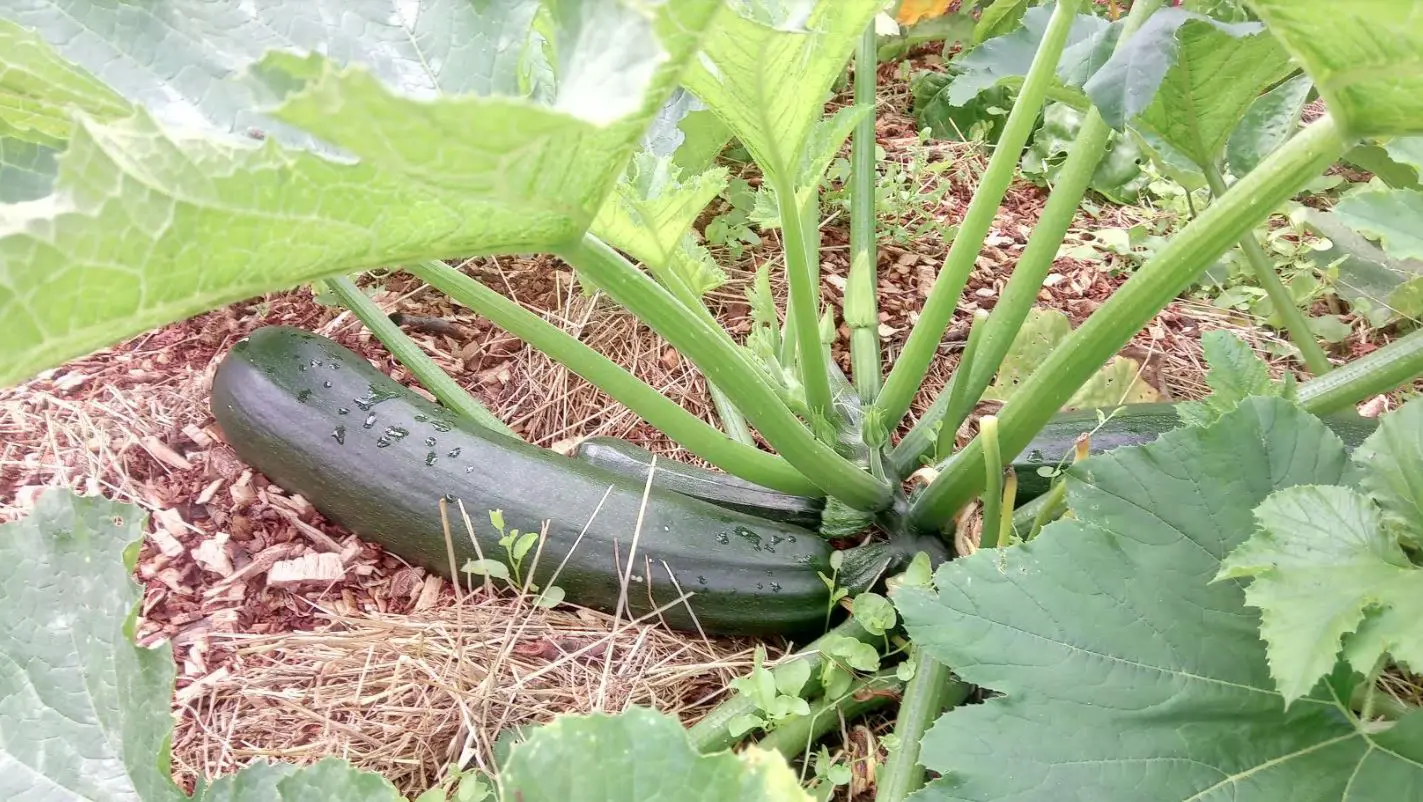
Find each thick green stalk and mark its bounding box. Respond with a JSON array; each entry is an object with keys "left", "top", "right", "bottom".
[
  {"left": 848, "top": 23, "right": 882, "bottom": 403},
  {"left": 557, "top": 236, "right": 892, "bottom": 510},
  {"left": 775, "top": 173, "right": 836, "bottom": 419},
  {"left": 326, "top": 275, "right": 518, "bottom": 439},
  {"left": 407, "top": 260, "right": 818, "bottom": 496},
  {"left": 635, "top": 250, "right": 756, "bottom": 446},
  {"left": 998, "top": 469, "right": 1018, "bottom": 547},
  {"left": 908, "top": 116, "right": 1351, "bottom": 531},
  {"left": 707, "top": 384, "right": 755, "bottom": 446},
  {"left": 937, "top": 310, "right": 990, "bottom": 459},
  {"left": 1203, "top": 163, "right": 1333, "bottom": 376},
  {"left": 688, "top": 618, "right": 876, "bottom": 754},
  {"left": 1297, "top": 327, "right": 1423, "bottom": 414},
  {"left": 889, "top": 374, "right": 955, "bottom": 478},
  {"left": 876, "top": 0, "right": 1084, "bottom": 428},
  {"left": 896, "top": 0, "right": 1160, "bottom": 480},
  {"left": 978, "top": 416, "right": 1003, "bottom": 549},
  {"left": 755, "top": 671, "right": 903, "bottom": 759},
  {"left": 873, "top": 651, "right": 971, "bottom": 802}
]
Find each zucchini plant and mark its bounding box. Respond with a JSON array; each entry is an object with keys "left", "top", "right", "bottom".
[{"left": 4, "top": 0, "right": 1423, "bottom": 799}]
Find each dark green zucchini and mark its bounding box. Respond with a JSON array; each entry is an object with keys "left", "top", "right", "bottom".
[
  {"left": 211, "top": 326, "right": 921, "bottom": 636},
  {"left": 572, "top": 437, "right": 824, "bottom": 528},
  {"left": 1011, "top": 401, "right": 1379, "bottom": 499}
]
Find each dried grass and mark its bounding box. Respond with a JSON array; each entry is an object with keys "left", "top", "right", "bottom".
[{"left": 172, "top": 592, "right": 760, "bottom": 795}]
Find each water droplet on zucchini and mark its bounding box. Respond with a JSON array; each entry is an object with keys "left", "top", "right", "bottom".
[
  {"left": 424, "top": 436, "right": 437, "bottom": 447},
  {"left": 447, "top": 447, "right": 462, "bottom": 457},
  {"left": 331, "top": 426, "right": 346, "bottom": 445},
  {"left": 323, "top": 381, "right": 333, "bottom": 388},
  {"left": 715, "top": 533, "right": 729, "bottom": 544},
  {"left": 425, "top": 451, "right": 438, "bottom": 466},
  {"left": 363, "top": 414, "right": 377, "bottom": 428},
  {"left": 376, "top": 437, "right": 391, "bottom": 448},
  {"left": 296, "top": 389, "right": 312, "bottom": 403},
  {"left": 336, "top": 407, "right": 350, "bottom": 415}
]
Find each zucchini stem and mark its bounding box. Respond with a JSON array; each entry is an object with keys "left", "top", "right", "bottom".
[
  {"left": 327, "top": 275, "right": 518, "bottom": 439},
  {"left": 1202, "top": 162, "right": 1333, "bottom": 376},
  {"left": 875, "top": 0, "right": 1085, "bottom": 430},
  {"left": 873, "top": 650, "right": 971, "bottom": 802},
  {"left": 906, "top": 115, "right": 1350, "bottom": 531},
  {"left": 848, "top": 24, "right": 882, "bottom": 404},
  {"left": 408, "top": 260, "right": 820, "bottom": 497},
  {"left": 557, "top": 237, "right": 892, "bottom": 511},
  {"left": 899, "top": 0, "right": 1161, "bottom": 481},
  {"left": 775, "top": 174, "right": 837, "bottom": 423},
  {"left": 1298, "top": 327, "right": 1423, "bottom": 414},
  {"left": 937, "top": 309, "right": 990, "bottom": 460}
]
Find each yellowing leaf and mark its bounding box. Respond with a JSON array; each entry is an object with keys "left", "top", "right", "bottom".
[{"left": 896, "top": 0, "right": 955, "bottom": 26}]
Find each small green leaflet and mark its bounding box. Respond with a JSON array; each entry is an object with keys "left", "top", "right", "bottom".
[
  {"left": 1176, "top": 329, "right": 1279, "bottom": 427},
  {"left": 1226, "top": 73, "right": 1314, "bottom": 177},
  {"left": 500, "top": 707, "right": 812, "bottom": 802},
  {"left": 895, "top": 398, "right": 1423, "bottom": 800},
  {"left": 940, "top": 4, "right": 1118, "bottom": 108},
  {"left": 1353, "top": 396, "right": 1423, "bottom": 541},
  {"left": 1217, "top": 484, "right": 1423, "bottom": 705}
]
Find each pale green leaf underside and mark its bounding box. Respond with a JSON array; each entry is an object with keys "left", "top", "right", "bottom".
[
  {"left": 1354, "top": 396, "right": 1423, "bottom": 541},
  {"left": 1227, "top": 73, "right": 1313, "bottom": 178},
  {"left": 1248, "top": 0, "right": 1423, "bottom": 137},
  {"left": 0, "top": 18, "right": 131, "bottom": 148},
  {"left": 500, "top": 707, "right": 811, "bottom": 802},
  {"left": 591, "top": 153, "right": 728, "bottom": 276},
  {"left": 1333, "top": 188, "right": 1423, "bottom": 262},
  {"left": 0, "top": 0, "right": 721, "bottom": 387},
  {"left": 0, "top": 490, "right": 403, "bottom": 802},
  {"left": 1132, "top": 17, "right": 1293, "bottom": 168},
  {"left": 896, "top": 399, "right": 1423, "bottom": 800},
  {"left": 683, "top": 0, "right": 881, "bottom": 183},
  {"left": 1219, "top": 485, "right": 1423, "bottom": 704}
]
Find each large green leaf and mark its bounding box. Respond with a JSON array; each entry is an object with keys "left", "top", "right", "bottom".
[
  {"left": 0, "top": 0, "right": 720, "bottom": 388},
  {"left": 1247, "top": 0, "right": 1423, "bottom": 137},
  {"left": 500, "top": 707, "right": 810, "bottom": 802},
  {"left": 1226, "top": 73, "right": 1313, "bottom": 177},
  {"left": 1084, "top": 9, "right": 1292, "bottom": 168},
  {"left": 941, "top": 3, "right": 1117, "bottom": 108},
  {"left": 1333, "top": 188, "right": 1423, "bottom": 262},
  {"left": 895, "top": 398, "right": 1423, "bottom": 800},
  {"left": 0, "top": 489, "right": 403, "bottom": 801},
  {"left": 1218, "top": 485, "right": 1423, "bottom": 705},
  {"left": 681, "top": 0, "right": 880, "bottom": 184}
]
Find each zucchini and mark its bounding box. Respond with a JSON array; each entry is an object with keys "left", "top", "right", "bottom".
[
  {"left": 1010, "top": 401, "right": 1379, "bottom": 500},
  {"left": 572, "top": 437, "right": 824, "bottom": 528},
  {"left": 211, "top": 326, "right": 920, "bottom": 636}
]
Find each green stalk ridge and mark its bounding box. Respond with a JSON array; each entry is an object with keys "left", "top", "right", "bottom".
[
  {"left": 848, "top": 23, "right": 882, "bottom": 403},
  {"left": 873, "top": 651, "right": 971, "bottom": 802},
  {"left": 888, "top": 0, "right": 1161, "bottom": 481},
  {"left": 1202, "top": 163, "right": 1333, "bottom": 376},
  {"left": 776, "top": 173, "right": 837, "bottom": 421},
  {"left": 327, "top": 275, "right": 518, "bottom": 439},
  {"left": 907, "top": 115, "right": 1351, "bottom": 530},
  {"left": 555, "top": 238, "right": 892, "bottom": 511},
  {"left": 876, "top": 0, "right": 1085, "bottom": 428},
  {"left": 407, "top": 260, "right": 818, "bottom": 496}
]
